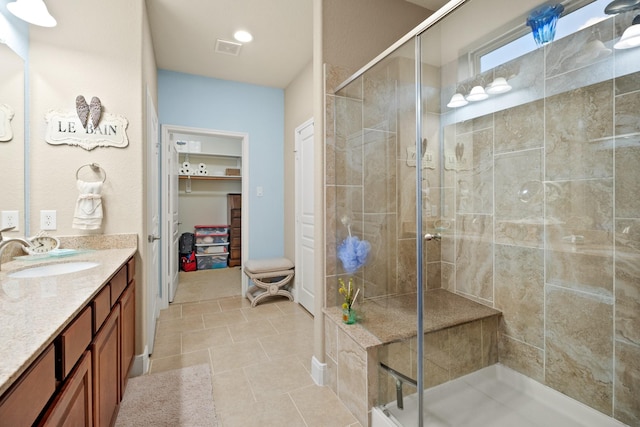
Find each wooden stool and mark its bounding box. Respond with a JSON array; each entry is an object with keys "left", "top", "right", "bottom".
[{"left": 244, "top": 257, "right": 295, "bottom": 307}]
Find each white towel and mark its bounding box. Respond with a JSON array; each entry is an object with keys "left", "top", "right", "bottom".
[{"left": 72, "top": 180, "right": 103, "bottom": 230}]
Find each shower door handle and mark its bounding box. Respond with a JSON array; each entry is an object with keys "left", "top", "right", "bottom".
[{"left": 424, "top": 233, "right": 441, "bottom": 241}]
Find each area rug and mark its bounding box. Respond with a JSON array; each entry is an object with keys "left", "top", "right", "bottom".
[{"left": 116, "top": 364, "right": 218, "bottom": 426}]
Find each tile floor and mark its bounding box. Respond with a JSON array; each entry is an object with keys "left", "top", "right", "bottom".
[{"left": 145, "top": 268, "right": 362, "bottom": 427}]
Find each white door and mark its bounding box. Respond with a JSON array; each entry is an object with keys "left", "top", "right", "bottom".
[
  {"left": 167, "top": 138, "right": 179, "bottom": 302},
  {"left": 295, "top": 118, "right": 315, "bottom": 314},
  {"left": 146, "top": 88, "right": 161, "bottom": 355}
]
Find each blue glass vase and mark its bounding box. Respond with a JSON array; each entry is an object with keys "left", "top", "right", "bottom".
[{"left": 526, "top": 3, "right": 564, "bottom": 47}]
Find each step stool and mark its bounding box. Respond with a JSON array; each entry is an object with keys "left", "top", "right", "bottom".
[{"left": 243, "top": 257, "right": 295, "bottom": 307}]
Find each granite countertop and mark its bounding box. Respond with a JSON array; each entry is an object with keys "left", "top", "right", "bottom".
[
  {"left": 325, "top": 289, "right": 501, "bottom": 350},
  {"left": 0, "top": 244, "right": 136, "bottom": 396}
]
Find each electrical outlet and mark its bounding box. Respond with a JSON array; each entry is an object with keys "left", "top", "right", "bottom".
[
  {"left": 1, "top": 211, "right": 19, "bottom": 231},
  {"left": 41, "top": 210, "right": 57, "bottom": 230}
]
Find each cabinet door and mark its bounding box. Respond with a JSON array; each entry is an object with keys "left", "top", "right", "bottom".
[
  {"left": 119, "top": 283, "right": 135, "bottom": 398},
  {"left": 39, "top": 351, "right": 93, "bottom": 427},
  {"left": 91, "top": 305, "right": 120, "bottom": 427},
  {"left": 0, "top": 345, "right": 56, "bottom": 427}
]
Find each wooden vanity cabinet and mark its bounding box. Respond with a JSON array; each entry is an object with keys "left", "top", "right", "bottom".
[
  {"left": 0, "top": 255, "right": 136, "bottom": 427},
  {"left": 0, "top": 345, "right": 56, "bottom": 427}
]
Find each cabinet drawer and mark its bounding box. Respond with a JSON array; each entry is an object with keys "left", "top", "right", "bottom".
[
  {"left": 109, "top": 266, "right": 127, "bottom": 306},
  {"left": 127, "top": 257, "right": 135, "bottom": 284},
  {"left": 92, "top": 284, "right": 111, "bottom": 333},
  {"left": 229, "top": 235, "right": 241, "bottom": 246},
  {"left": 58, "top": 306, "right": 92, "bottom": 380},
  {"left": 230, "top": 217, "right": 241, "bottom": 228},
  {"left": 230, "top": 208, "right": 241, "bottom": 219},
  {"left": 0, "top": 345, "right": 56, "bottom": 427},
  {"left": 230, "top": 248, "right": 241, "bottom": 259}
]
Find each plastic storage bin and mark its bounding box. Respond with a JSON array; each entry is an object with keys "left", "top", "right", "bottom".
[
  {"left": 195, "top": 233, "right": 229, "bottom": 244},
  {"left": 196, "top": 243, "right": 229, "bottom": 254},
  {"left": 194, "top": 225, "right": 229, "bottom": 235},
  {"left": 196, "top": 253, "right": 229, "bottom": 270}
]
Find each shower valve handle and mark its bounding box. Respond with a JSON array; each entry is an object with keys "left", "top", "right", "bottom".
[{"left": 424, "top": 233, "right": 442, "bottom": 241}]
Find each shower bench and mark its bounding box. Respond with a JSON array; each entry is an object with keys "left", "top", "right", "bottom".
[{"left": 323, "top": 289, "right": 502, "bottom": 426}]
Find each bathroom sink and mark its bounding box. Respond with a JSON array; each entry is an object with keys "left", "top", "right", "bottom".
[{"left": 9, "top": 261, "right": 100, "bottom": 278}]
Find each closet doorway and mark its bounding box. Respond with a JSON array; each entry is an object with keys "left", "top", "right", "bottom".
[{"left": 160, "top": 125, "right": 249, "bottom": 309}]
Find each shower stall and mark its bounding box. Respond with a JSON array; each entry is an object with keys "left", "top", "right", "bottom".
[{"left": 325, "top": 0, "right": 639, "bottom": 426}]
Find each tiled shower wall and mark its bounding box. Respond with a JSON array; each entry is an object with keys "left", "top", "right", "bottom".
[
  {"left": 326, "top": 12, "right": 639, "bottom": 427},
  {"left": 440, "top": 16, "right": 640, "bottom": 424}
]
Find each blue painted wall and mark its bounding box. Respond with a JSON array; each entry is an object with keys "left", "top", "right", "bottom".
[{"left": 158, "top": 69, "right": 285, "bottom": 259}]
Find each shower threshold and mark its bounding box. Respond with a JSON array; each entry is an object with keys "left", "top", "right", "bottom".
[{"left": 373, "top": 363, "right": 627, "bottom": 427}]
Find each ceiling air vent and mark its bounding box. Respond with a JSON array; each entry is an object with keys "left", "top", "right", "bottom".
[{"left": 215, "top": 39, "right": 242, "bottom": 56}]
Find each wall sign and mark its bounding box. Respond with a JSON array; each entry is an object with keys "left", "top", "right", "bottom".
[
  {"left": 45, "top": 109, "right": 129, "bottom": 151},
  {"left": 0, "top": 103, "right": 15, "bottom": 142}
]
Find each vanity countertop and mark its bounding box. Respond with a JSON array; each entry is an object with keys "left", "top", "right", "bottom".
[{"left": 0, "top": 247, "right": 136, "bottom": 396}]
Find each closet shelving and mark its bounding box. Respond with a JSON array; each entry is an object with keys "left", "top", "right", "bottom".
[{"left": 178, "top": 152, "right": 242, "bottom": 181}]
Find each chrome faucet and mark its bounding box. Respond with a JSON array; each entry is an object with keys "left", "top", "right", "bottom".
[{"left": 0, "top": 226, "right": 33, "bottom": 271}]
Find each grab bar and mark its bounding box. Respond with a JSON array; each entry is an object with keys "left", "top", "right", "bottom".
[{"left": 380, "top": 363, "right": 417, "bottom": 410}]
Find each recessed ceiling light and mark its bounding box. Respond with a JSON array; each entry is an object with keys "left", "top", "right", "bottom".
[{"left": 233, "top": 30, "right": 253, "bottom": 43}]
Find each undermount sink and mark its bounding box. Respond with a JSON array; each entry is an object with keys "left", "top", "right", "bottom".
[{"left": 9, "top": 261, "right": 100, "bottom": 278}]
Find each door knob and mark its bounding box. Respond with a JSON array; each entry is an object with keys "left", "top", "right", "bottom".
[
  {"left": 148, "top": 234, "right": 160, "bottom": 243},
  {"left": 424, "top": 233, "right": 442, "bottom": 241}
]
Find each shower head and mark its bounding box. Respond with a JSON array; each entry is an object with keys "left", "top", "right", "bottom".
[{"left": 604, "top": 0, "right": 640, "bottom": 15}]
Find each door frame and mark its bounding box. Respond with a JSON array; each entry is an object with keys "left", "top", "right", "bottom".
[{"left": 160, "top": 124, "right": 250, "bottom": 304}]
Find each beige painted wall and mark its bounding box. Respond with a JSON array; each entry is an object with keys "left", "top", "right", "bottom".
[
  {"left": 28, "top": 0, "right": 156, "bottom": 355},
  {"left": 323, "top": 0, "right": 433, "bottom": 73},
  {"left": 283, "top": 61, "right": 314, "bottom": 262}
]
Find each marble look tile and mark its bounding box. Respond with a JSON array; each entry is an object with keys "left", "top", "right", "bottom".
[
  {"left": 149, "top": 349, "right": 211, "bottom": 375},
  {"left": 615, "top": 219, "right": 640, "bottom": 346},
  {"left": 615, "top": 135, "right": 640, "bottom": 218},
  {"left": 494, "top": 100, "right": 544, "bottom": 153},
  {"left": 614, "top": 339, "right": 640, "bottom": 426},
  {"left": 209, "top": 339, "right": 268, "bottom": 373},
  {"left": 259, "top": 329, "right": 314, "bottom": 361},
  {"left": 327, "top": 64, "right": 358, "bottom": 96},
  {"left": 363, "top": 213, "right": 397, "bottom": 298},
  {"left": 363, "top": 130, "right": 397, "bottom": 213},
  {"left": 202, "top": 309, "right": 247, "bottom": 328},
  {"left": 426, "top": 262, "right": 442, "bottom": 290},
  {"left": 615, "top": 83, "right": 640, "bottom": 137},
  {"left": 363, "top": 62, "right": 397, "bottom": 133},
  {"left": 325, "top": 316, "right": 338, "bottom": 362},
  {"left": 456, "top": 214, "right": 494, "bottom": 301},
  {"left": 396, "top": 238, "right": 417, "bottom": 295},
  {"left": 227, "top": 319, "right": 279, "bottom": 343},
  {"left": 546, "top": 249, "right": 614, "bottom": 298},
  {"left": 498, "top": 333, "right": 544, "bottom": 383},
  {"left": 156, "top": 314, "right": 205, "bottom": 335},
  {"left": 151, "top": 331, "right": 181, "bottom": 359},
  {"left": 326, "top": 96, "right": 337, "bottom": 187},
  {"left": 378, "top": 339, "right": 414, "bottom": 405},
  {"left": 449, "top": 321, "right": 483, "bottom": 379},
  {"left": 244, "top": 355, "right": 314, "bottom": 397},
  {"left": 482, "top": 316, "right": 499, "bottom": 367},
  {"left": 495, "top": 244, "right": 544, "bottom": 348},
  {"left": 545, "top": 285, "right": 614, "bottom": 415},
  {"left": 494, "top": 149, "right": 543, "bottom": 247},
  {"left": 182, "top": 326, "right": 232, "bottom": 353},
  {"left": 455, "top": 128, "right": 494, "bottom": 214},
  {"left": 289, "top": 384, "right": 360, "bottom": 427},
  {"left": 546, "top": 178, "right": 614, "bottom": 243},
  {"left": 614, "top": 71, "right": 640, "bottom": 95},
  {"left": 180, "top": 300, "right": 221, "bottom": 317},
  {"left": 545, "top": 81, "right": 613, "bottom": 181},
  {"left": 545, "top": 19, "right": 614, "bottom": 80},
  {"left": 210, "top": 367, "right": 255, "bottom": 412},
  {"left": 326, "top": 185, "right": 337, "bottom": 277},
  {"left": 219, "top": 393, "right": 306, "bottom": 427},
  {"left": 337, "top": 328, "right": 369, "bottom": 426}
]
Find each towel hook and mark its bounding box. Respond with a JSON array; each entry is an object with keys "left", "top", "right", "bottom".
[{"left": 76, "top": 162, "right": 106, "bottom": 183}]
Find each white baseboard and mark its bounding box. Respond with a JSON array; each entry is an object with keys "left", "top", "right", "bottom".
[
  {"left": 311, "top": 356, "right": 327, "bottom": 386},
  {"left": 130, "top": 346, "right": 149, "bottom": 377}
]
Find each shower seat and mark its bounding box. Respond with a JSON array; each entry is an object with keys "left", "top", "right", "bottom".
[{"left": 243, "top": 257, "right": 294, "bottom": 307}]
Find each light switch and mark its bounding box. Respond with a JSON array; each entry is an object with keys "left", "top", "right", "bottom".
[{"left": 256, "top": 186, "right": 263, "bottom": 197}]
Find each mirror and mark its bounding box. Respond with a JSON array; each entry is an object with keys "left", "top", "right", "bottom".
[{"left": 0, "top": 28, "right": 26, "bottom": 235}]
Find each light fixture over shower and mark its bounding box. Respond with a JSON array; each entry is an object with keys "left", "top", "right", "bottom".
[{"left": 7, "top": 0, "right": 56, "bottom": 27}]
